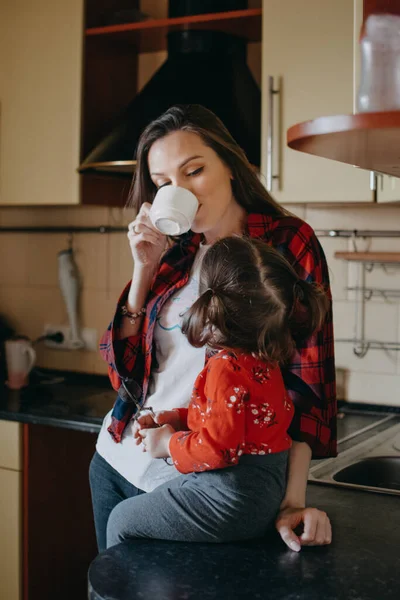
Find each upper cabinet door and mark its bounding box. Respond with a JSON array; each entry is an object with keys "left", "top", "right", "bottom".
[
  {"left": 375, "top": 174, "right": 400, "bottom": 202},
  {"left": 261, "top": 0, "right": 373, "bottom": 204},
  {"left": 0, "top": 0, "right": 84, "bottom": 206}
]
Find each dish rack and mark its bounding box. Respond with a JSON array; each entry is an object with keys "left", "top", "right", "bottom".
[{"left": 334, "top": 251, "right": 400, "bottom": 358}]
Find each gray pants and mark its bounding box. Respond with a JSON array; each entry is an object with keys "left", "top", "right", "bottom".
[{"left": 106, "top": 451, "right": 288, "bottom": 548}]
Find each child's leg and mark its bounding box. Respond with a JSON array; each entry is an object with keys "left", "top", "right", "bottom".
[{"left": 106, "top": 452, "right": 288, "bottom": 547}]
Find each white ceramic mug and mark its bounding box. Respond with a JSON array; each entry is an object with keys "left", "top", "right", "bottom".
[
  {"left": 149, "top": 186, "right": 199, "bottom": 236},
  {"left": 5, "top": 338, "right": 36, "bottom": 390}
]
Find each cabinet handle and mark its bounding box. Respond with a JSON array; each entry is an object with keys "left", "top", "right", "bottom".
[
  {"left": 266, "top": 76, "right": 280, "bottom": 192},
  {"left": 369, "top": 171, "right": 377, "bottom": 191}
]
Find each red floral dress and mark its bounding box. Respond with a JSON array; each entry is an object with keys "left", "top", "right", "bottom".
[{"left": 169, "top": 350, "right": 294, "bottom": 474}]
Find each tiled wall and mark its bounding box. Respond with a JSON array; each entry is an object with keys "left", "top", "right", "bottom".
[
  {"left": 1, "top": 203, "right": 400, "bottom": 408},
  {"left": 300, "top": 205, "right": 400, "bottom": 407},
  {"left": 0, "top": 205, "right": 135, "bottom": 375}
]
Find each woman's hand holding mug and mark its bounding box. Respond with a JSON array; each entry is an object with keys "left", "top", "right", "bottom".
[
  {"left": 128, "top": 203, "right": 168, "bottom": 271},
  {"left": 128, "top": 187, "right": 199, "bottom": 270}
]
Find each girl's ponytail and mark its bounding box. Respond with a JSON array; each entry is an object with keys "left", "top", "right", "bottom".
[
  {"left": 290, "top": 279, "right": 329, "bottom": 340},
  {"left": 182, "top": 289, "right": 226, "bottom": 348}
]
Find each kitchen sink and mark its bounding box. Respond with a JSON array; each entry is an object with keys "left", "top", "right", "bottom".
[
  {"left": 333, "top": 457, "right": 400, "bottom": 492},
  {"left": 309, "top": 413, "right": 400, "bottom": 496}
]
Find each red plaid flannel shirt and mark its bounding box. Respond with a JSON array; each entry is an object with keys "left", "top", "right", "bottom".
[{"left": 100, "top": 213, "right": 337, "bottom": 458}]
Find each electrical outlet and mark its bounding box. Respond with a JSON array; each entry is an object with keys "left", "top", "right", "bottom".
[{"left": 44, "top": 324, "right": 98, "bottom": 351}]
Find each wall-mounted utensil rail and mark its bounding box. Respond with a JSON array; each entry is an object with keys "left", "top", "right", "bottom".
[{"left": 334, "top": 252, "right": 400, "bottom": 357}]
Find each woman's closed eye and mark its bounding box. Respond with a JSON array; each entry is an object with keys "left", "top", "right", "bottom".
[
  {"left": 155, "top": 167, "right": 204, "bottom": 189},
  {"left": 187, "top": 167, "right": 204, "bottom": 177}
]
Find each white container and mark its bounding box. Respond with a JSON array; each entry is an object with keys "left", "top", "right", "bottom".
[
  {"left": 149, "top": 186, "right": 199, "bottom": 236},
  {"left": 357, "top": 14, "right": 400, "bottom": 113},
  {"left": 5, "top": 338, "right": 36, "bottom": 390}
]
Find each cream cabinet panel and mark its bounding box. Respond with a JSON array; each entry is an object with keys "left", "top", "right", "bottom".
[
  {"left": 261, "top": 0, "right": 373, "bottom": 204},
  {"left": 376, "top": 176, "right": 400, "bottom": 203},
  {"left": 0, "top": 421, "right": 21, "bottom": 471},
  {"left": 0, "top": 468, "right": 22, "bottom": 600},
  {"left": 0, "top": 0, "right": 83, "bottom": 206}
]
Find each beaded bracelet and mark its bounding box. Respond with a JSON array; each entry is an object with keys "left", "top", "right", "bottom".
[{"left": 120, "top": 305, "right": 146, "bottom": 325}]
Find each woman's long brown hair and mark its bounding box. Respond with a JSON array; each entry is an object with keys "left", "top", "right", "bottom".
[
  {"left": 182, "top": 236, "right": 329, "bottom": 364},
  {"left": 128, "top": 104, "right": 288, "bottom": 218}
]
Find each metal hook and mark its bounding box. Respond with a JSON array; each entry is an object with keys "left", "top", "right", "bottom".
[
  {"left": 365, "top": 263, "right": 374, "bottom": 273},
  {"left": 353, "top": 342, "right": 370, "bottom": 358},
  {"left": 381, "top": 264, "right": 400, "bottom": 275},
  {"left": 351, "top": 231, "right": 358, "bottom": 253}
]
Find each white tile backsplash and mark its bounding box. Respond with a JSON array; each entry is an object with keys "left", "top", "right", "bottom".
[
  {"left": 359, "top": 264, "right": 400, "bottom": 293},
  {"left": 346, "top": 372, "right": 400, "bottom": 405},
  {"left": 308, "top": 205, "right": 400, "bottom": 406},
  {"left": 108, "top": 233, "right": 133, "bottom": 292},
  {"left": 1, "top": 201, "right": 400, "bottom": 400},
  {"left": 335, "top": 343, "right": 398, "bottom": 377}
]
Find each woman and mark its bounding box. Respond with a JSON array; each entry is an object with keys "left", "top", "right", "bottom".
[{"left": 91, "top": 104, "right": 336, "bottom": 553}]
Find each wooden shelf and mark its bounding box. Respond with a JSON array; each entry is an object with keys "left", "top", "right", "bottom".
[
  {"left": 334, "top": 251, "right": 400, "bottom": 263},
  {"left": 287, "top": 111, "right": 400, "bottom": 179},
  {"left": 85, "top": 8, "right": 262, "bottom": 52}
]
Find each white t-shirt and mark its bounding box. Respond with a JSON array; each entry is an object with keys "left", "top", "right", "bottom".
[{"left": 96, "top": 243, "right": 210, "bottom": 492}]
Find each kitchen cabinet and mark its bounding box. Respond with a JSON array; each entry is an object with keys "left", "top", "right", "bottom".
[
  {"left": 261, "top": 0, "right": 374, "bottom": 204},
  {"left": 0, "top": 420, "right": 22, "bottom": 600},
  {"left": 0, "top": 0, "right": 84, "bottom": 206},
  {"left": 0, "top": 418, "right": 97, "bottom": 600},
  {"left": 24, "top": 424, "right": 97, "bottom": 600},
  {"left": 375, "top": 175, "right": 400, "bottom": 202},
  {"left": 0, "top": 0, "right": 139, "bottom": 207}
]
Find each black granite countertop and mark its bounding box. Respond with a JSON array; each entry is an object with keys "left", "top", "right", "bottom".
[
  {"left": 88, "top": 484, "right": 400, "bottom": 600},
  {"left": 1, "top": 371, "right": 398, "bottom": 438},
  {"left": 0, "top": 369, "right": 115, "bottom": 433}
]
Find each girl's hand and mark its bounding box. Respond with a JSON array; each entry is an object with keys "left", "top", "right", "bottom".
[
  {"left": 128, "top": 203, "right": 167, "bottom": 270},
  {"left": 132, "top": 413, "right": 157, "bottom": 445},
  {"left": 139, "top": 424, "right": 175, "bottom": 458},
  {"left": 132, "top": 410, "right": 181, "bottom": 446},
  {"left": 275, "top": 507, "right": 332, "bottom": 552},
  {"left": 154, "top": 409, "right": 182, "bottom": 430}
]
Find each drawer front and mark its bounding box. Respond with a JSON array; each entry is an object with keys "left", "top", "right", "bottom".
[
  {"left": 0, "top": 421, "right": 22, "bottom": 471},
  {"left": 0, "top": 468, "right": 22, "bottom": 600}
]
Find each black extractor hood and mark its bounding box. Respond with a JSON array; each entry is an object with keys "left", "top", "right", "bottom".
[{"left": 79, "top": 1, "right": 261, "bottom": 176}]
